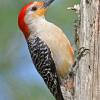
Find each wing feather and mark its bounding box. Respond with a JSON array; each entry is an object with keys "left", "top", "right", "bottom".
[{"left": 27, "top": 36, "right": 64, "bottom": 100}]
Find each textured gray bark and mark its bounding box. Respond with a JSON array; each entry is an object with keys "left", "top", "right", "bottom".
[
  {"left": 75, "top": 0, "right": 100, "bottom": 100},
  {"left": 62, "top": 0, "right": 100, "bottom": 100}
]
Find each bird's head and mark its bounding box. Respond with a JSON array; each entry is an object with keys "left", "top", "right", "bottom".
[{"left": 18, "top": 0, "right": 54, "bottom": 39}]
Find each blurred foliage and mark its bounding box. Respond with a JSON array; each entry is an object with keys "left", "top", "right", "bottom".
[{"left": 0, "top": 0, "right": 79, "bottom": 100}]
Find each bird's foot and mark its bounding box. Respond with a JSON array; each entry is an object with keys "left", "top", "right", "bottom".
[
  {"left": 77, "top": 47, "right": 89, "bottom": 61},
  {"left": 72, "top": 47, "right": 89, "bottom": 72}
]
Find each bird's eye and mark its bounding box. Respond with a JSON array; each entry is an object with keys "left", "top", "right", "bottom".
[{"left": 31, "top": 6, "right": 37, "bottom": 11}]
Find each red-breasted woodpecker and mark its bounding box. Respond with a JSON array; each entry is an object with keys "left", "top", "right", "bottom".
[{"left": 18, "top": 0, "right": 74, "bottom": 100}]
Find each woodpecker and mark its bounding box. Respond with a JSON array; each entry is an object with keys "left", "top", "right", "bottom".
[{"left": 18, "top": 0, "right": 74, "bottom": 100}]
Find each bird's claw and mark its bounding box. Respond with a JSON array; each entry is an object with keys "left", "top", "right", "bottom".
[
  {"left": 77, "top": 47, "right": 89, "bottom": 60},
  {"left": 71, "top": 47, "right": 89, "bottom": 73}
]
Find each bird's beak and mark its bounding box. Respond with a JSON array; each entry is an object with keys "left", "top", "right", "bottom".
[{"left": 44, "top": 0, "right": 54, "bottom": 8}]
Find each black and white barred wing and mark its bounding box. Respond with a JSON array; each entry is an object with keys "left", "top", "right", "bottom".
[{"left": 27, "top": 36, "right": 64, "bottom": 100}]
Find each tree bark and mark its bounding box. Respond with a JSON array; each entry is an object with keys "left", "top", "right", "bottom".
[
  {"left": 62, "top": 0, "right": 100, "bottom": 100},
  {"left": 75, "top": 0, "right": 100, "bottom": 100}
]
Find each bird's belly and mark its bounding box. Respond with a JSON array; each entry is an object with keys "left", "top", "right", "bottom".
[
  {"left": 37, "top": 31, "right": 74, "bottom": 78},
  {"left": 51, "top": 45, "right": 72, "bottom": 78}
]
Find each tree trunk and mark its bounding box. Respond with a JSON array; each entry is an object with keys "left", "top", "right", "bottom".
[
  {"left": 75, "top": 0, "right": 100, "bottom": 100},
  {"left": 62, "top": 0, "right": 100, "bottom": 100}
]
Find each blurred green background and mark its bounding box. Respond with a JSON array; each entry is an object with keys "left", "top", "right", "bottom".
[{"left": 0, "top": 0, "right": 79, "bottom": 100}]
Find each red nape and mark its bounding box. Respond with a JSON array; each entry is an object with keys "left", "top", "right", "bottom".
[{"left": 18, "top": 2, "right": 33, "bottom": 39}]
